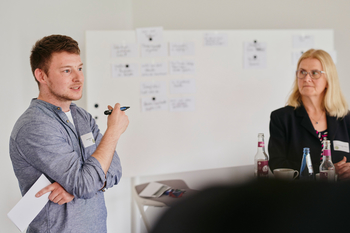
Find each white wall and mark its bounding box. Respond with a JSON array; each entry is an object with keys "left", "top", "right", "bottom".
[
  {"left": 1, "top": 1, "right": 350, "bottom": 233},
  {"left": 131, "top": 0, "right": 350, "bottom": 103}
]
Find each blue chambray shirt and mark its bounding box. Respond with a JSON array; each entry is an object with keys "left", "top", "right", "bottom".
[{"left": 9, "top": 99, "right": 122, "bottom": 233}]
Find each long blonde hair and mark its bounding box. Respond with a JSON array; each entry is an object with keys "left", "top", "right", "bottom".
[{"left": 287, "top": 49, "right": 348, "bottom": 118}]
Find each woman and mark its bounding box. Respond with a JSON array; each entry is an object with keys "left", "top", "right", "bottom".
[{"left": 268, "top": 49, "right": 350, "bottom": 180}]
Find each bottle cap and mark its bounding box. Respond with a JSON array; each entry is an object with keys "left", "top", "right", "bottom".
[{"left": 323, "top": 149, "right": 331, "bottom": 156}]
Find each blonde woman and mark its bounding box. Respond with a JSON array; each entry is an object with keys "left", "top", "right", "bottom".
[{"left": 268, "top": 49, "right": 350, "bottom": 180}]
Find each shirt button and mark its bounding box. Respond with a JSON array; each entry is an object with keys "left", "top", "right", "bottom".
[
  {"left": 66, "top": 120, "right": 69, "bottom": 123},
  {"left": 102, "top": 189, "right": 106, "bottom": 192},
  {"left": 57, "top": 107, "right": 60, "bottom": 110}
]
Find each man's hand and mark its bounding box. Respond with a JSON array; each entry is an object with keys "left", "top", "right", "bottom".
[
  {"left": 106, "top": 103, "right": 129, "bottom": 139},
  {"left": 334, "top": 156, "right": 350, "bottom": 180},
  {"left": 92, "top": 103, "right": 129, "bottom": 174},
  {"left": 36, "top": 182, "right": 74, "bottom": 205}
]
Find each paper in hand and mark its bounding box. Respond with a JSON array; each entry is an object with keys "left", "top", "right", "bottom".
[{"left": 7, "top": 174, "right": 51, "bottom": 232}]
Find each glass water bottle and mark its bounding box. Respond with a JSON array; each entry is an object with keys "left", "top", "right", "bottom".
[
  {"left": 254, "top": 133, "right": 269, "bottom": 178},
  {"left": 300, "top": 147, "right": 314, "bottom": 180},
  {"left": 319, "top": 140, "right": 335, "bottom": 181}
]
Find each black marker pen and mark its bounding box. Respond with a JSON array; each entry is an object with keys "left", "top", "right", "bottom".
[{"left": 104, "top": 107, "right": 130, "bottom": 115}]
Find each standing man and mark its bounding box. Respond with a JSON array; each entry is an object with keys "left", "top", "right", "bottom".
[{"left": 9, "top": 35, "right": 129, "bottom": 232}]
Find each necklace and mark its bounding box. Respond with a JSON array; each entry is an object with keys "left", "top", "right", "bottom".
[{"left": 309, "top": 111, "right": 325, "bottom": 124}]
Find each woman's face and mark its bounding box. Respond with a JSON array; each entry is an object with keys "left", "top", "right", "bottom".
[{"left": 297, "top": 58, "right": 328, "bottom": 100}]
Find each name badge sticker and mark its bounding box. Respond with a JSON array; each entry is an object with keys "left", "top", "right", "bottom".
[
  {"left": 81, "top": 132, "right": 96, "bottom": 148},
  {"left": 333, "top": 140, "right": 349, "bottom": 153}
]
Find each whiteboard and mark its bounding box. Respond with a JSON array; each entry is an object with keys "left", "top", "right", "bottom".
[{"left": 85, "top": 30, "right": 334, "bottom": 177}]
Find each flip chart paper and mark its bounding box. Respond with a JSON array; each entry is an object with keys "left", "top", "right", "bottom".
[
  {"left": 292, "top": 35, "right": 314, "bottom": 48},
  {"left": 111, "top": 43, "right": 138, "bottom": 58},
  {"left": 140, "top": 81, "right": 167, "bottom": 95},
  {"left": 111, "top": 63, "right": 138, "bottom": 78},
  {"left": 141, "top": 96, "right": 168, "bottom": 112},
  {"left": 140, "top": 62, "right": 168, "bottom": 77},
  {"left": 169, "top": 42, "right": 195, "bottom": 56},
  {"left": 203, "top": 33, "right": 228, "bottom": 46},
  {"left": 292, "top": 51, "right": 305, "bottom": 65},
  {"left": 170, "top": 79, "right": 196, "bottom": 94},
  {"left": 136, "top": 27, "right": 164, "bottom": 44},
  {"left": 243, "top": 41, "right": 267, "bottom": 69},
  {"left": 169, "top": 61, "right": 195, "bottom": 75},
  {"left": 7, "top": 174, "right": 51, "bottom": 232},
  {"left": 169, "top": 97, "right": 195, "bottom": 112}
]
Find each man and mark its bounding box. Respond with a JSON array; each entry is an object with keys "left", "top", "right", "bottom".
[{"left": 9, "top": 35, "right": 129, "bottom": 232}]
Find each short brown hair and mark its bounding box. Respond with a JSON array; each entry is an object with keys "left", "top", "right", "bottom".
[{"left": 30, "top": 35, "right": 80, "bottom": 85}]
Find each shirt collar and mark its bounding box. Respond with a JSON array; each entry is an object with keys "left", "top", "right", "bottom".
[{"left": 30, "top": 98, "right": 76, "bottom": 112}]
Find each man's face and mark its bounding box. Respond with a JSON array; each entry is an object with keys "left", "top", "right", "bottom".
[{"left": 45, "top": 51, "right": 84, "bottom": 104}]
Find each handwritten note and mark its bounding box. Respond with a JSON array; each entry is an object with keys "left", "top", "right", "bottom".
[
  {"left": 243, "top": 41, "right": 267, "bottom": 69},
  {"left": 141, "top": 96, "right": 168, "bottom": 112},
  {"left": 136, "top": 27, "right": 164, "bottom": 44},
  {"left": 203, "top": 33, "right": 228, "bottom": 47},
  {"left": 140, "top": 81, "right": 167, "bottom": 95},
  {"left": 292, "top": 51, "right": 305, "bottom": 65},
  {"left": 169, "top": 61, "right": 195, "bottom": 75},
  {"left": 111, "top": 43, "right": 138, "bottom": 58},
  {"left": 140, "top": 62, "right": 168, "bottom": 77},
  {"left": 169, "top": 42, "right": 195, "bottom": 56},
  {"left": 170, "top": 79, "right": 196, "bottom": 94},
  {"left": 111, "top": 63, "right": 138, "bottom": 78},
  {"left": 292, "top": 35, "right": 315, "bottom": 48},
  {"left": 140, "top": 43, "right": 168, "bottom": 57},
  {"left": 169, "top": 97, "right": 195, "bottom": 112}
]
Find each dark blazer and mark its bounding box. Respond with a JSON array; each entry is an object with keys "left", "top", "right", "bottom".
[{"left": 268, "top": 105, "right": 350, "bottom": 173}]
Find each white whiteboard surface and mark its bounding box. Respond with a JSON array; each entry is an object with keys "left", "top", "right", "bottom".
[{"left": 85, "top": 30, "right": 334, "bottom": 177}]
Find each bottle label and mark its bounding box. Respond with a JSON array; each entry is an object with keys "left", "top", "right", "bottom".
[
  {"left": 320, "top": 171, "right": 335, "bottom": 181},
  {"left": 323, "top": 149, "right": 331, "bottom": 156},
  {"left": 257, "top": 160, "right": 269, "bottom": 177},
  {"left": 306, "top": 154, "right": 314, "bottom": 173},
  {"left": 258, "top": 142, "right": 264, "bottom": 148},
  {"left": 320, "top": 171, "right": 328, "bottom": 180}
]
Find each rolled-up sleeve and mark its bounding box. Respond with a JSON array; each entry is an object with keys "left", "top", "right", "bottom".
[
  {"left": 89, "top": 113, "right": 122, "bottom": 190},
  {"left": 105, "top": 151, "right": 122, "bottom": 189},
  {"left": 14, "top": 122, "right": 106, "bottom": 199}
]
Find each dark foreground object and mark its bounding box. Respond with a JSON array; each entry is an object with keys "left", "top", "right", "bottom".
[{"left": 151, "top": 179, "right": 350, "bottom": 233}]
